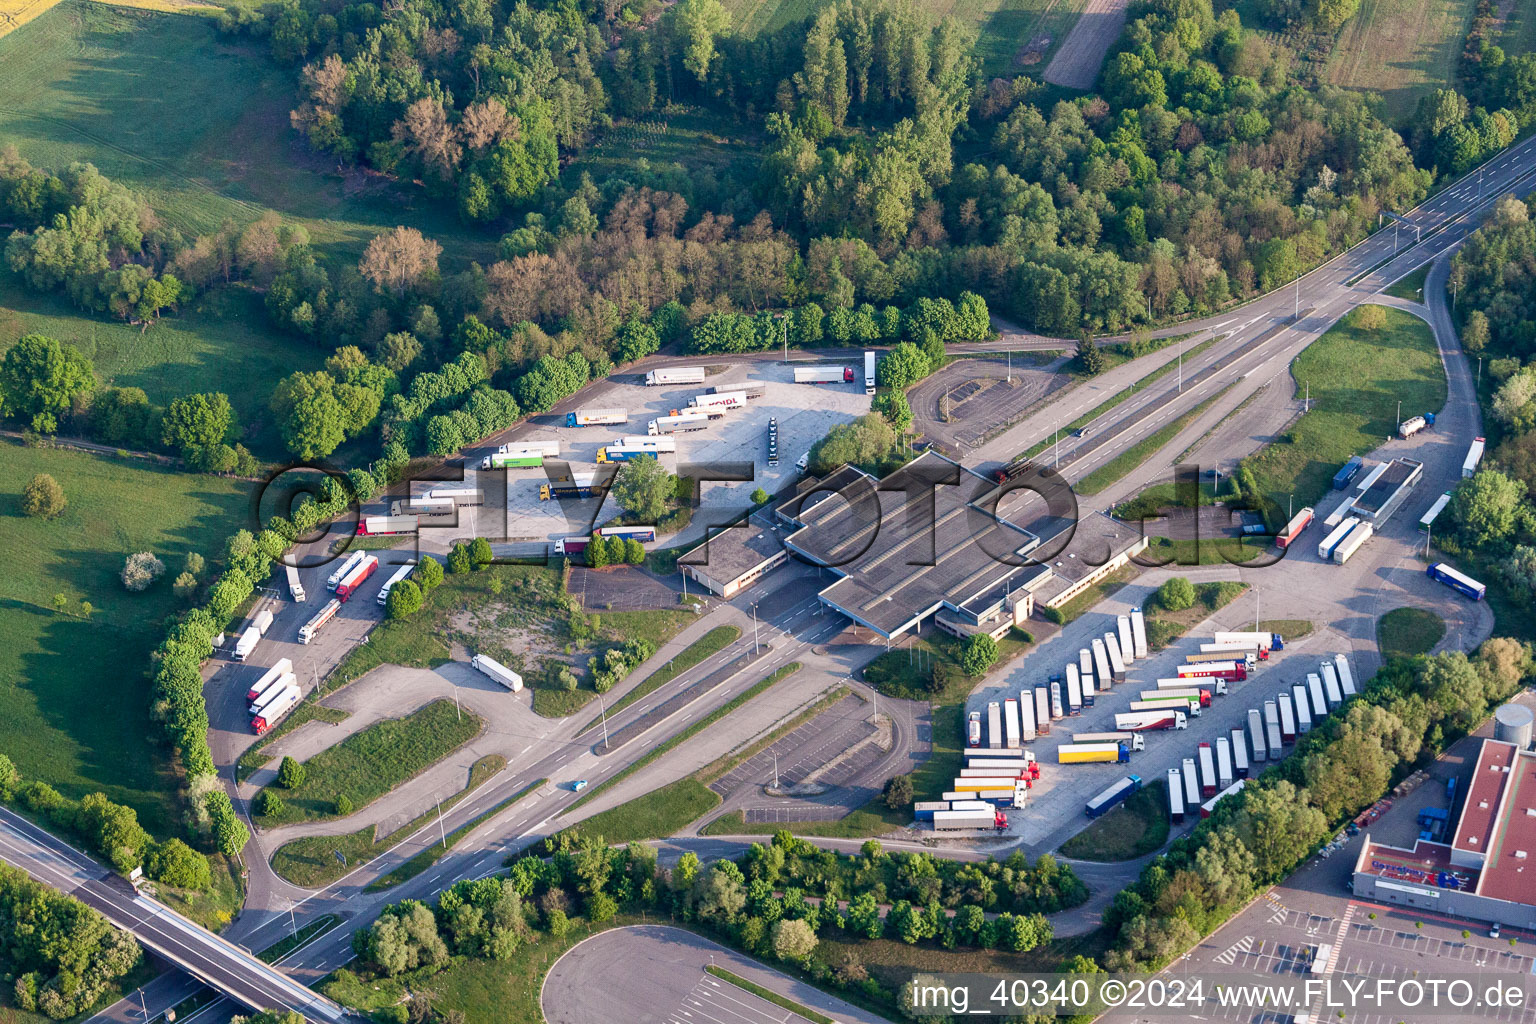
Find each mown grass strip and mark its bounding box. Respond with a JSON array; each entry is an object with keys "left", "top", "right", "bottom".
[
  {"left": 1019, "top": 334, "right": 1222, "bottom": 460},
  {"left": 568, "top": 663, "right": 801, "bottom": 813},
  {"left": 270, "top": 755, "right": 506, "bottom": 887},
  {"left": 365, "top": 777, "right": 546, "bottom": 892},
  {"left": 256, "top": 914, "right": 340, "bottom": 963},
  {"left": 576, "top": 625, "right": 741, "bottom": 735},
  {"left": 237, "top": 703, "right": 350, "bottom": 780},
  {"left": 253, "top": 700, "right": 482, "bottom": 826},
  {"left": 1075, "top": 384, "right": 1237, "bottom": 495},
  {"left": 704, "top": 966, "right": 834, "bottom": 1024},
  {"left": 556, "top": 777, "right": 720, "bottom": 845}
]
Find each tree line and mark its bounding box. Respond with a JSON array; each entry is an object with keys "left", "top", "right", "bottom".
[
  {"left": 344, "top": 829, "right": 1084, "bottom": 1019},
  {"left": 1098, "top": 639, "right": 1529, "bottom": 970},
  {"left": 1444, "top": 195, "right": 1536, "bottom": 608},
  {"left": 0, "top": 861, "right": 142, "bottom": 1019}
]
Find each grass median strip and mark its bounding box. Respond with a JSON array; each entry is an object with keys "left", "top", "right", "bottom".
[
  {"left": 704, "top": 966, "right": 834, "bottom": 1024},
  {"left": 577, "top": 625, "right": 741, "bottom": 735},
  {"left": 1074, "top": 383, "right": 1237, "bottom": 495},
  {"left": 270, "top": 755, "right": 507, "bottom": 887},
  {"left": 366, "top": 777, "right": 546, "bottom": 892},
  {"left": 567, "top": 662, "right": 802, "bottom": 814},
  {"left": 254, "top": 700, "right": 483, "bottom": 827},
  {"left": 257, "top": 914, "right": 340, "bottom": 962},
  {"left": 1019, "top": 334, "right": 1222, "bottom": 461}
]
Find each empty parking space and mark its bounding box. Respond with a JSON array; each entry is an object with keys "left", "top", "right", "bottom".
[{"left": 709, "top": 695, "right": 875, "bottom": 795}]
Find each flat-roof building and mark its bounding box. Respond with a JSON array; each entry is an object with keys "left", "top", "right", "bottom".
[
  {"left": 678, "top": 525, "right": 789, "bottom": 599},
  {"left": 1350, "top": 457, "right": 1423, "bottom": 524},
  {"left": 1353, "top": 732, "right": 1536, "bottom": 929}
]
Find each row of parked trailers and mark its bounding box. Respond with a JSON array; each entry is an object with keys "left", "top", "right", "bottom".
[
  {"left": 1165, "top": 654, "right": 1356, "bottom": 822},
  {"left": 977, "top": 611, "right": 1150, "bottom": 753}
]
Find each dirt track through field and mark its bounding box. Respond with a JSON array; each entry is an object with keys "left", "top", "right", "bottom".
[{"left": 1042, "top": 0, "right": 1126, "bottom": 89}]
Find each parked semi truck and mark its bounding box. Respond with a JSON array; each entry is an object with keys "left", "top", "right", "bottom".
[
  {"left": 1463, "top": 437, "right": 1486, "bottom": 479},
  {"left": 472, "top": 653, "right": 523, "bottom": 691},
  {"left": 1181, "top": 757, "right": 1201, "bottom": 807},
  {"left": 1168, "top": 769, "right": 1186, "bottom": 822},
  {"left": 864, "top": 351, "right": 876, "bottom": 394},
  {"left": 987, "top": 701, "right": 1002, "bottom": 748},
  {"left": 688, "top": 391, "right": 747, "bottom": 412},
  {"left": 967, "top": 712, "right": 982, "bottom": 747},
  {"left": 1264, "top": 701, "right": 1283, "bottom": 757},
  {"left": 232, "top": 626, "right": 261, "bottom": 661},
  {"left": 933, "top": 808, "right": 1008, "bottom": 831},
  {"left": 1200, "top": 641, "right": 1266, "bottom": 661},
  {"left": 1201, "top": 779, "right": 1247, "bottom": 818},
  {"left": 1004, "top": 698, "right": 1021, "bottom": 749},
  {"left": 540, "top": 474, "right": 602, "bottom": 501},
  {"left": 1308, "top": 672, "right": 1333, "bottom": 721},
  {"left": 1333, "top": 522, "right": 1373, "bottom": 564},
  {"left": 1140, "top": 688, "right": 1212, "bottom": 708},
  {"left": 249, "top": 675, "right": 297, "bottom": 718},
  {"left": 597, "top": 445, "right": 671, "bottom": 463},
  {"left": 1216, "top": 737, "right": 1234, "bottom": 789},
  {"left": 1157, "top": 676, "right": 1228, "bottom": 696},
  {"left": 1292, "top": 683, "right": 1314, "bottom": 733},
  {"left": 566, "top": 408, "right": 627, "bottom": 427},
  {"left": 1050, "top": 680, "right": 1064, "bottom": 719},
  {"left": 1213, "top": 631, "right": 1283, "bottom": 652},
  {"left": 286, "top": 564, "right": 306, "bottom": 602},
  {"left": 1399, "top": 414, "right": 1428, "bottom": 438},
  {"left": 1078, "top": 664, "right": 1095, "bottom": 705},
  {"left": 376, "top": 563, "right": 415, "bottom": 606},
  {"left": 1230, "top": 728, "right": 1250, "bottom": 777},
  {"left": 1247, "top": 709, "right": 1267, "bottom": 763},
  {"left": 1114, "top": 710, "right": 1188, "bottom": 731},
  {"left": 336, "top": 555, "right": 378, "bottom": 601},
  {"left": 1277, "top": 507, "right": 1315, "bottom": 549},
  {"left": 1197, "top": 743, "right": 1217, "bottom": 797},
  {"left": 1065, "top": 670, "right": 1083, "bottom": 715},
  {"left": 793, "top": 365, "right": 854, "bottom": 384},
  {"left": 1019, "top": 693, "right": 1037, "bottom": 742},
  {"left": 648, "top": 412, "right": 712, "bottom": 435},
  {"left": 1130, "top": 608, "right": 1149, "bottom": 659},
  {"left": 327, "top": 551, "right": 366, "bottom": 591},
  {"left": 1129, "top": 699, "right": 1199, "bottom": 715},
  {"left": 245, "top": 658, "right": 294, "bottom": 703},
  {"left": 1318, "top": 516, "right": 1361, "bottom": 560},
  {"left": 1057, "top": 742, "right": 1132, "bottom": 764},
  {"left": 1322, "top": 665, "right": 1343, "bottom": 709},
  {"left": 1091, "top": 639, "right": 1112, "bottom": 689},
  {"left": 1033, "top": 686, "right": 1051, "bottom": 735},
  {"left": 645, "top": 367, "right": 706, "bottom": 386},
  {"left": 358, "top": 515, "right": 421, "bottom": 537},
  {"left": 1104, "top": 632, "right": 1127, "bottom": 682},
  {"left": 252, "top": 685, "right": 300, "bottom": 735},
  {"left": 1335, "top": 654, "right": 1357, "bottom": 696},
  {"left": 1072, "top": 732, "right": 1147, "bottom": 749},
  {"left": 1117, "top": 615, "right": 1136, "bottom": 665},
  {"left": 298, "top": 598, "right": 341, "bottom": 644},
  {"left": 1175, "top": 661, "right": 1247, "bottom": 682},
  {"left": 1086, "top": 775, "right": 1143, "bottom": 818}
]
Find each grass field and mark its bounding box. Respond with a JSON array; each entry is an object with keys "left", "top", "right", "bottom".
[
  {"left": 1241, "top": 307, "right": 1446, "bottom": 523},
  {"left": 1504, "top": 3, "right": 1536, "bottom": 60},
  {"left": 1059, "top": 780, "right": 1169, "bottom": 860},
  {"left": 0, "top": 440, "right": 251, "bottom": 832},
  {"left": 269, "top": 756, "right": 507, "bottom": 887},
  {"left": 252, "top": 700, "right": 482, "bottom": 826},
  {"left": 0, "top": 278, "right": 325, "bottom": 456},
  {"left": 0, "top": 1, "right": 494, "bottom": 265},
  {"left": 1324, "top": 0, "right": 1479, "bottom": 122},
  {"left": 1378, "top": 606, "right": 1446, "bottom": 659},
  {"left": 719, "top": 0, "right": 1083, "bottom": 76}
]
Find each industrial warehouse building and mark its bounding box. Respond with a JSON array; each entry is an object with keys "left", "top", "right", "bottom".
[
  {"left": 1352, "top": 712, "right": 1536, "bottom": 930},
  {"left": 678, "top": 524, "right": 789, "bottom": 599}
]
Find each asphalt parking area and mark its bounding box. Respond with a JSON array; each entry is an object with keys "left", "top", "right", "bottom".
[{"left": 709, "top": 695, "right": 875, "bottom": 795}]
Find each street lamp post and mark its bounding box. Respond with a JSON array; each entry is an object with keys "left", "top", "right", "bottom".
[
  {"left": 596, "top": 691, "right": 610, "bottom": 750},
  {"left": 751, "top": 602, "right": 760, "bottom": 653}
]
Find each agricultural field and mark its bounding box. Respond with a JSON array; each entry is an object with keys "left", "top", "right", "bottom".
[
  {"left": 0, "top": 278, "right": 325, "bottom": 456},
  {"left": 0, "top": 441, "right": 252, "bottom": 833},
  {"left": 1323, "top": 0, "right": 1479, "bottom": 122},
  {"left": 720, "top": 0, "right": 1083, "bottom": 76},
  {"left": 0, "top": 1, "right": 493, "bottom": 265}
]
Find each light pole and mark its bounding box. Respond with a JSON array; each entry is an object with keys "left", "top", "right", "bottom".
[
  {"left": 1397, "top": 400, "right": 1402, "bottom": 433},
  {"left": 777, "top": 312, "right": 789, "bottom": 364},
  {"left": 595, "top": 691, "right": 610, "bottom": 750},
  {"left": 751, "top": 602, "right": 760, "bottom": 653},
  {"left": 1477, "top": 356, "right": 1483, "bottom": 389},
  {"left": 1178, "top": 333, "right": 1183, "bottom": 393},
  {"left": 1294, "top": 273, "right": 1300, "bottom": 321},
  {"left": 435, "top": 792, "right": 447, "bottom": 848}
]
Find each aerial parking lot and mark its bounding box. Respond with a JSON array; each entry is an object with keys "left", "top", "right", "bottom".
[{"left": 416, "top": 362, "right": 872, "bottom": 547}]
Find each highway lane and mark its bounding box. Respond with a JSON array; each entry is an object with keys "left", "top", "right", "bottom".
[{"left": 0, "top": 808, "right": 349, "bottom": 1023}]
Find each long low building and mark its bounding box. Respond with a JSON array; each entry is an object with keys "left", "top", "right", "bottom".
[
  {"left": 1352, "top": 735, "right": 1536, "bottom": 929},
  {"left": 1349, "top": 457, "right": 1423, "bottom": 524}
]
